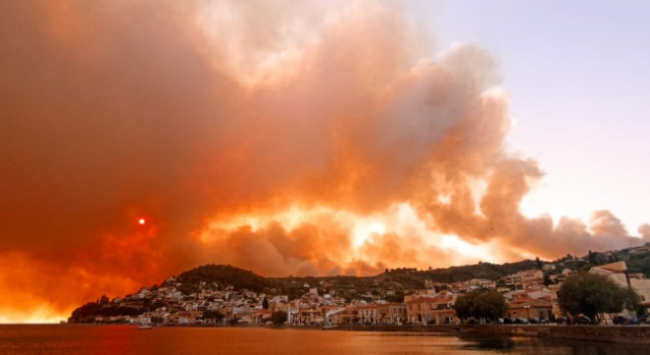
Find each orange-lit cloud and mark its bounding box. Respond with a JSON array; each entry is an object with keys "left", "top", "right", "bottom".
[{"left": 0, "top": 0, "right": 646, "bottom": 323}]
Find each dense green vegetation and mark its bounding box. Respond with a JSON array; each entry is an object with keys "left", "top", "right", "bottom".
[
  {"left": 176, "top": 264, "right": 271, "bottom": 293},
  {"left": 68, "top": 300, "right": 145, "bottom": 323},
  {"left": 271, "top": 311, "right": 288, "bottom": 325},
  {"left": 454, "top": 290, "right": 508, "bottom": 322}
]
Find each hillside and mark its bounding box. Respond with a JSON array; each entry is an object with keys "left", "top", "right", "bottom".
[
  {"left": 168, "top": 259, "right": 541, "bottom": 300},
  {"left": 583, "top": 245, "right": 650, "bottom": 277},
  {"left": 67, "top": 242, "right": 650, "bottom": 323},
  {"left": 67, "top": 259, "right": 540, "bottom": 322},
  {"left": 69, "top": 259, "right": 542, "bottom": 321},
  {"left": 174, "top": 264, "right": 271, "bottom": 294},
  {"left": 268, "top": 260, "right": 538, "bottom": 301}
]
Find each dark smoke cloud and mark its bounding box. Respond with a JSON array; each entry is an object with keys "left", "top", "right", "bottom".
[{"left": 0, "top": 0, "right": 645, "bottom": 322}]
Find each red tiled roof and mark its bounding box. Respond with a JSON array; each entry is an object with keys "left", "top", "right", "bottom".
[
  {"left": 508, "top": 299, "right": 551, "bottom": 309},
  {"left": 358, "top": 304, "right": 378, "bottom": 309},
  {"left": 510, "top": 297, "right": 535, "bottom": 304},
  {"left": 406, "top": 296, "right": 453, "bottom": 305}
]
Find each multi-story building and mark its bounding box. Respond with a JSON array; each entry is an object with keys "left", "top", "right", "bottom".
[
  {"left": 358, "top": 304, "right": 378, "bottom": 324},
  {"left": 377, "top": 303, "right": 407, "bottom": 324},
  {"left": 406, "top": 295, "right": 457, "bottom": 325},
  {"left": 506, "top": 297, "right": 552, "bottom": 320},
  {"left": 548, "top": 284, "right": 563, "bottom": 318}
]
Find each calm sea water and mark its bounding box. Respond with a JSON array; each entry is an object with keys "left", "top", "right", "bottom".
[{"left": 0, "top": 325, "right": 646, "bottom": 355}]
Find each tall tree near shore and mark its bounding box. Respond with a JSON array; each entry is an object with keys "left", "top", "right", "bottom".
[
  {"left": 202, "top": 310, "right": 223, "bottom": 324},
  {"left": 272, "top": 311, "right": 288, "bottom": 325},
  {"left": 454, "top": 289, "right": 508, "bottom": 322},
  {"left": 558, "top": 272, "right": 640, "bottom": 323}
]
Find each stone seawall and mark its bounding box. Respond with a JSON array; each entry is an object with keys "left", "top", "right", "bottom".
[
  {"left": 333, "top": 325, "right": 650, "bottom": 344},
  {"left": 484, "top": 325, "right": 650, "bottom": 344},
  {"left": 333, "top": 325, "right": 457, "bottom": 333}
]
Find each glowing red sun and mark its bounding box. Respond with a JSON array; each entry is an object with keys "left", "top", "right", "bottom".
[{"left": 138, "top": 218, "right": 146, "bottom": 225}]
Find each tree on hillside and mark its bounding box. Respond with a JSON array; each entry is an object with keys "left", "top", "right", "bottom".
[
  {"left": 272, "top": 311, "right": 288, "bottom": 325},
  {"left": 99, "top": 294, "right": 110, "bottom": 305},
  {"left": 262, "top": 297, "right": 269, "bottom": 309},
  {"left": 176, "top": 264, "right": 270, "bottom": 293},
  {"left": 385, "top": 291, "right": 405, "bottom": 303},
  {"left": 558, "top": 272, "right": 640, "bottom": 323},
  {"left": 68, "top": 302, "right": 102, "bottom": 323},
  {"left": 454, "top": 290, "right": 508, "bottom": 322},
  {"left": 588, "top": 251, "right": 602, "bottom": 266}
]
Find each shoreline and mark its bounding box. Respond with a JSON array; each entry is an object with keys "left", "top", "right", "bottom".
[
  {"left": 325, "top": 324, "right": 650, "bottom": 345},
  {"left": 48, "top": 323, "right": 650, "bottom": 344}
]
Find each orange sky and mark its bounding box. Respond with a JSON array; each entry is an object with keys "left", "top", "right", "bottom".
[{"left": 1, "top": 0, "right": 647, "bottom": 323}]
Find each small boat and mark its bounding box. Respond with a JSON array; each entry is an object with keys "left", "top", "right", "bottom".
[
  {"left": 322, "top": 324, "right": 339, "bottom": 330},
  {"left": 137, "top": 324, "right": 153, "bottom": 330}
]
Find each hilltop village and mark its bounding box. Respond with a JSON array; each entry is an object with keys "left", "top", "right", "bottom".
[{"left": 69, "top": 243, "right": 650, "bottom": 326}]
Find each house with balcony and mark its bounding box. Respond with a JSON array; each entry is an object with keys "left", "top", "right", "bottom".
[{"left": 377, "top": 303, "right": 407, "bottom": 324}]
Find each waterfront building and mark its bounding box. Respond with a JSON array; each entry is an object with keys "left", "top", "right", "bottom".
[
  {"left": 406, "top": 295, "right": 457, "bottom": 325},
  {"left": 506, "top": 297, "right": 552, "bottom": 320},
  {"left": 376, "top": 303, "right": 407, "bottom": 324}
]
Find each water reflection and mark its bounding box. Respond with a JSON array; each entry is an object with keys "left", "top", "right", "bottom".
[
  {"left": 0, "top": 325, "right": 647, "bottom": 355},
  {"left": 463, "top": 336, "right": 516, "bottom": 352},
  {"left": 459, "top": 334, "right": 647, "bottom": 355}
]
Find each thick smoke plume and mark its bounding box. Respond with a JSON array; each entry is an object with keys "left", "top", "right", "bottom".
[{"left": 0, "top": 0, "right": 645, "bottom": 322}]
